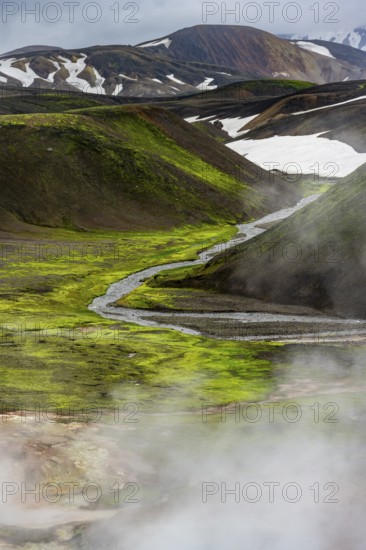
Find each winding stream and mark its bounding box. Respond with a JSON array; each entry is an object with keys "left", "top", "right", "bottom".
[{"left": 89, "top": 195, "right": 366, "bottom": 341}]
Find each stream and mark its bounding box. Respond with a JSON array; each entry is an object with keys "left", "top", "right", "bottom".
[{"left": 89, "top": 195, "right": 366, "bottom": 342}]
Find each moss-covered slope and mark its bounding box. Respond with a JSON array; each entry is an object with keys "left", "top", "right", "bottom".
[
  {"left": 0, "top": 104, "right": 299, "bottom": 231},
  {"left": 163, "top": 165, "right": 366, "bottom": 318}
]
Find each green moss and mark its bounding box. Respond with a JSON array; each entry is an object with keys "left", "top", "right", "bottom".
[
  {"left": 0, "top": 105, "right": 263, "bottom": 230},
  {"left": 0, "top": 223, "right": 281, "bottom": 412},
  {"left": 77, "top": 105, "right": 252, "bottom": 195},
  {"left": 199, "top": 79, "right": 314, "bottom": 101},
  {"left": 0, "top": 102, "right": 290, "bottom": 413},
  {"left": 117, "top": 283, "right": 209, "bottom": 310},
  {"left": 300, "top": 179, "right": 333, "bottom": 197}
]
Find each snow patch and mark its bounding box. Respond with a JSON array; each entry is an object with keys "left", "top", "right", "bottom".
[
  {"left": 292, "top": 95, "right": 366, "bottom": 116},
  {"left": 184, "top": 115, "right": 217, "bottom": 123},
  {"left": 150, "top": 78, "right": 163, "bottom": 84},
  {"left": 58, "top": 54, "right": 86, "bottom": 89},
  {"left": 92, "top": 67, "right": 106, "bottom": 93},
  {"left": 59, "top": 54, "right": 106, "bottom": 94},
  {"left": 295, "top": 41, "right": 335, "bottom": 58},
  {"left": 210, "top": 115, "right": 259, "bottom": 138},
  {"left": 272, "top": 71, "right": 290, "bottom": 78},
  {"left": 196, "top": 77, "right": 217, "bottom": 91},
  {"left": 119, "top": 74, "right": 137, "bottom": 81},
  {"left": 166, "top": 74, "right": 185, "bottom": 85},
  {"left": 113, "top": 83, "right": 123, "bottom": 96},
  {"left": 184, "top": 114, "right": 259, "bottom": 138},
  {"left": 45, "top": 60, "right": 61, "bottom": 83},
  {"left": 0, "top": 58, "right": 39, "bottom": 87},
  {"left": 226, "top": 133, "right": 366, "bottom": 178},
  {"left": 139, "top": 38, "right": 172, "bottom": 49}
]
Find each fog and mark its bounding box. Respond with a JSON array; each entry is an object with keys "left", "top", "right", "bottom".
[
  {"left": 0, "top": 345, "right": 365, "bottom": 548},
  {"left": 85, "top": 347, "right": 365, "bottom": 549}
]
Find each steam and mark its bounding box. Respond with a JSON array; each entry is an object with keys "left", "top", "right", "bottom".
[
  {"left": 85, "top": 413, "right": 365, "bottom": 549},
  {"left": 0, "top": 345, "right": 365, "bottom": 548},
  {"left": 84, "top": 345, "right": 366, "bottom": 549}
]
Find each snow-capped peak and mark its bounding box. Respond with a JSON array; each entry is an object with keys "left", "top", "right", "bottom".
[{"left": 291, "top": 27, "right": 366, "bottom": 51}]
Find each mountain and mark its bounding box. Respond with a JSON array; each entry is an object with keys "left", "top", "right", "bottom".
[
  {"left": 2, "top": 25, "right": 366, "bottom": 98},
  {"left": 290, "top": 39, "right": 366, "bottom": 69},
  {"left": 152, "top": 79, "right": 314, "bottom": 122},
  {"left": 0, "top": 45, "right": 62, "bottom": 57},
  {"left": 226, "top": 81, "right": 366, "bottom": 169},
  {"left": 140, "top": 79, "right": 366, "bottom": 318},
  {"left": 0, "top": 44, "right": 247, "bottom": 98},
  {"left": 0, "top": 78, "right": 314, "bottom": 117},
  {"left": 176, "top": 80, "right": 366, "bottom": 182},
  {"left": 0, "top": 103, "right": 299, "bottom": 232},
  {"left": 8, "top": 79, "right": 366, "bottom": 185},
  {"left": 138, "top": 25, "right": 366, "bottom": 84},
  {"left": 290, "top": 26, "right": 366, "bottom": 51},
  {"left": 174, "top": 163, "right": 366, "bottom": 318}
]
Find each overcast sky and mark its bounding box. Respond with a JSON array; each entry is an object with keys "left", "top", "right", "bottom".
[{"left": 0, "top": 0, "right": 364, "bottom": 53}]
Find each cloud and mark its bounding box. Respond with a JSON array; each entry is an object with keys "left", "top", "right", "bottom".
[{"left": 0, "top": 0, "right": 364, "bottom": 54}]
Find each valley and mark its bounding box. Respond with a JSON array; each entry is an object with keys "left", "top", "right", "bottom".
[{"left": 1, "top": 22, "right": 366, "bottom": 549}]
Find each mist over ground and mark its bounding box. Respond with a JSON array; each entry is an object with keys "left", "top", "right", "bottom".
[{"left": 0, "top": 345, "right": 365, "bottom": 548}]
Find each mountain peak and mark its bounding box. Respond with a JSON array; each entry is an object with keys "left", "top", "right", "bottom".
[
  {"left": 0, "top": 45, "right": 62, "bottom": 57},
  {"left": 291, "top": 26, "right": 366, "bottom": 51}
]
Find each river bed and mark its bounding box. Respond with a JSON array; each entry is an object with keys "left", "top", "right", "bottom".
[{"left": 89, "top": 195, "right": 366, "bottom": 342}]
